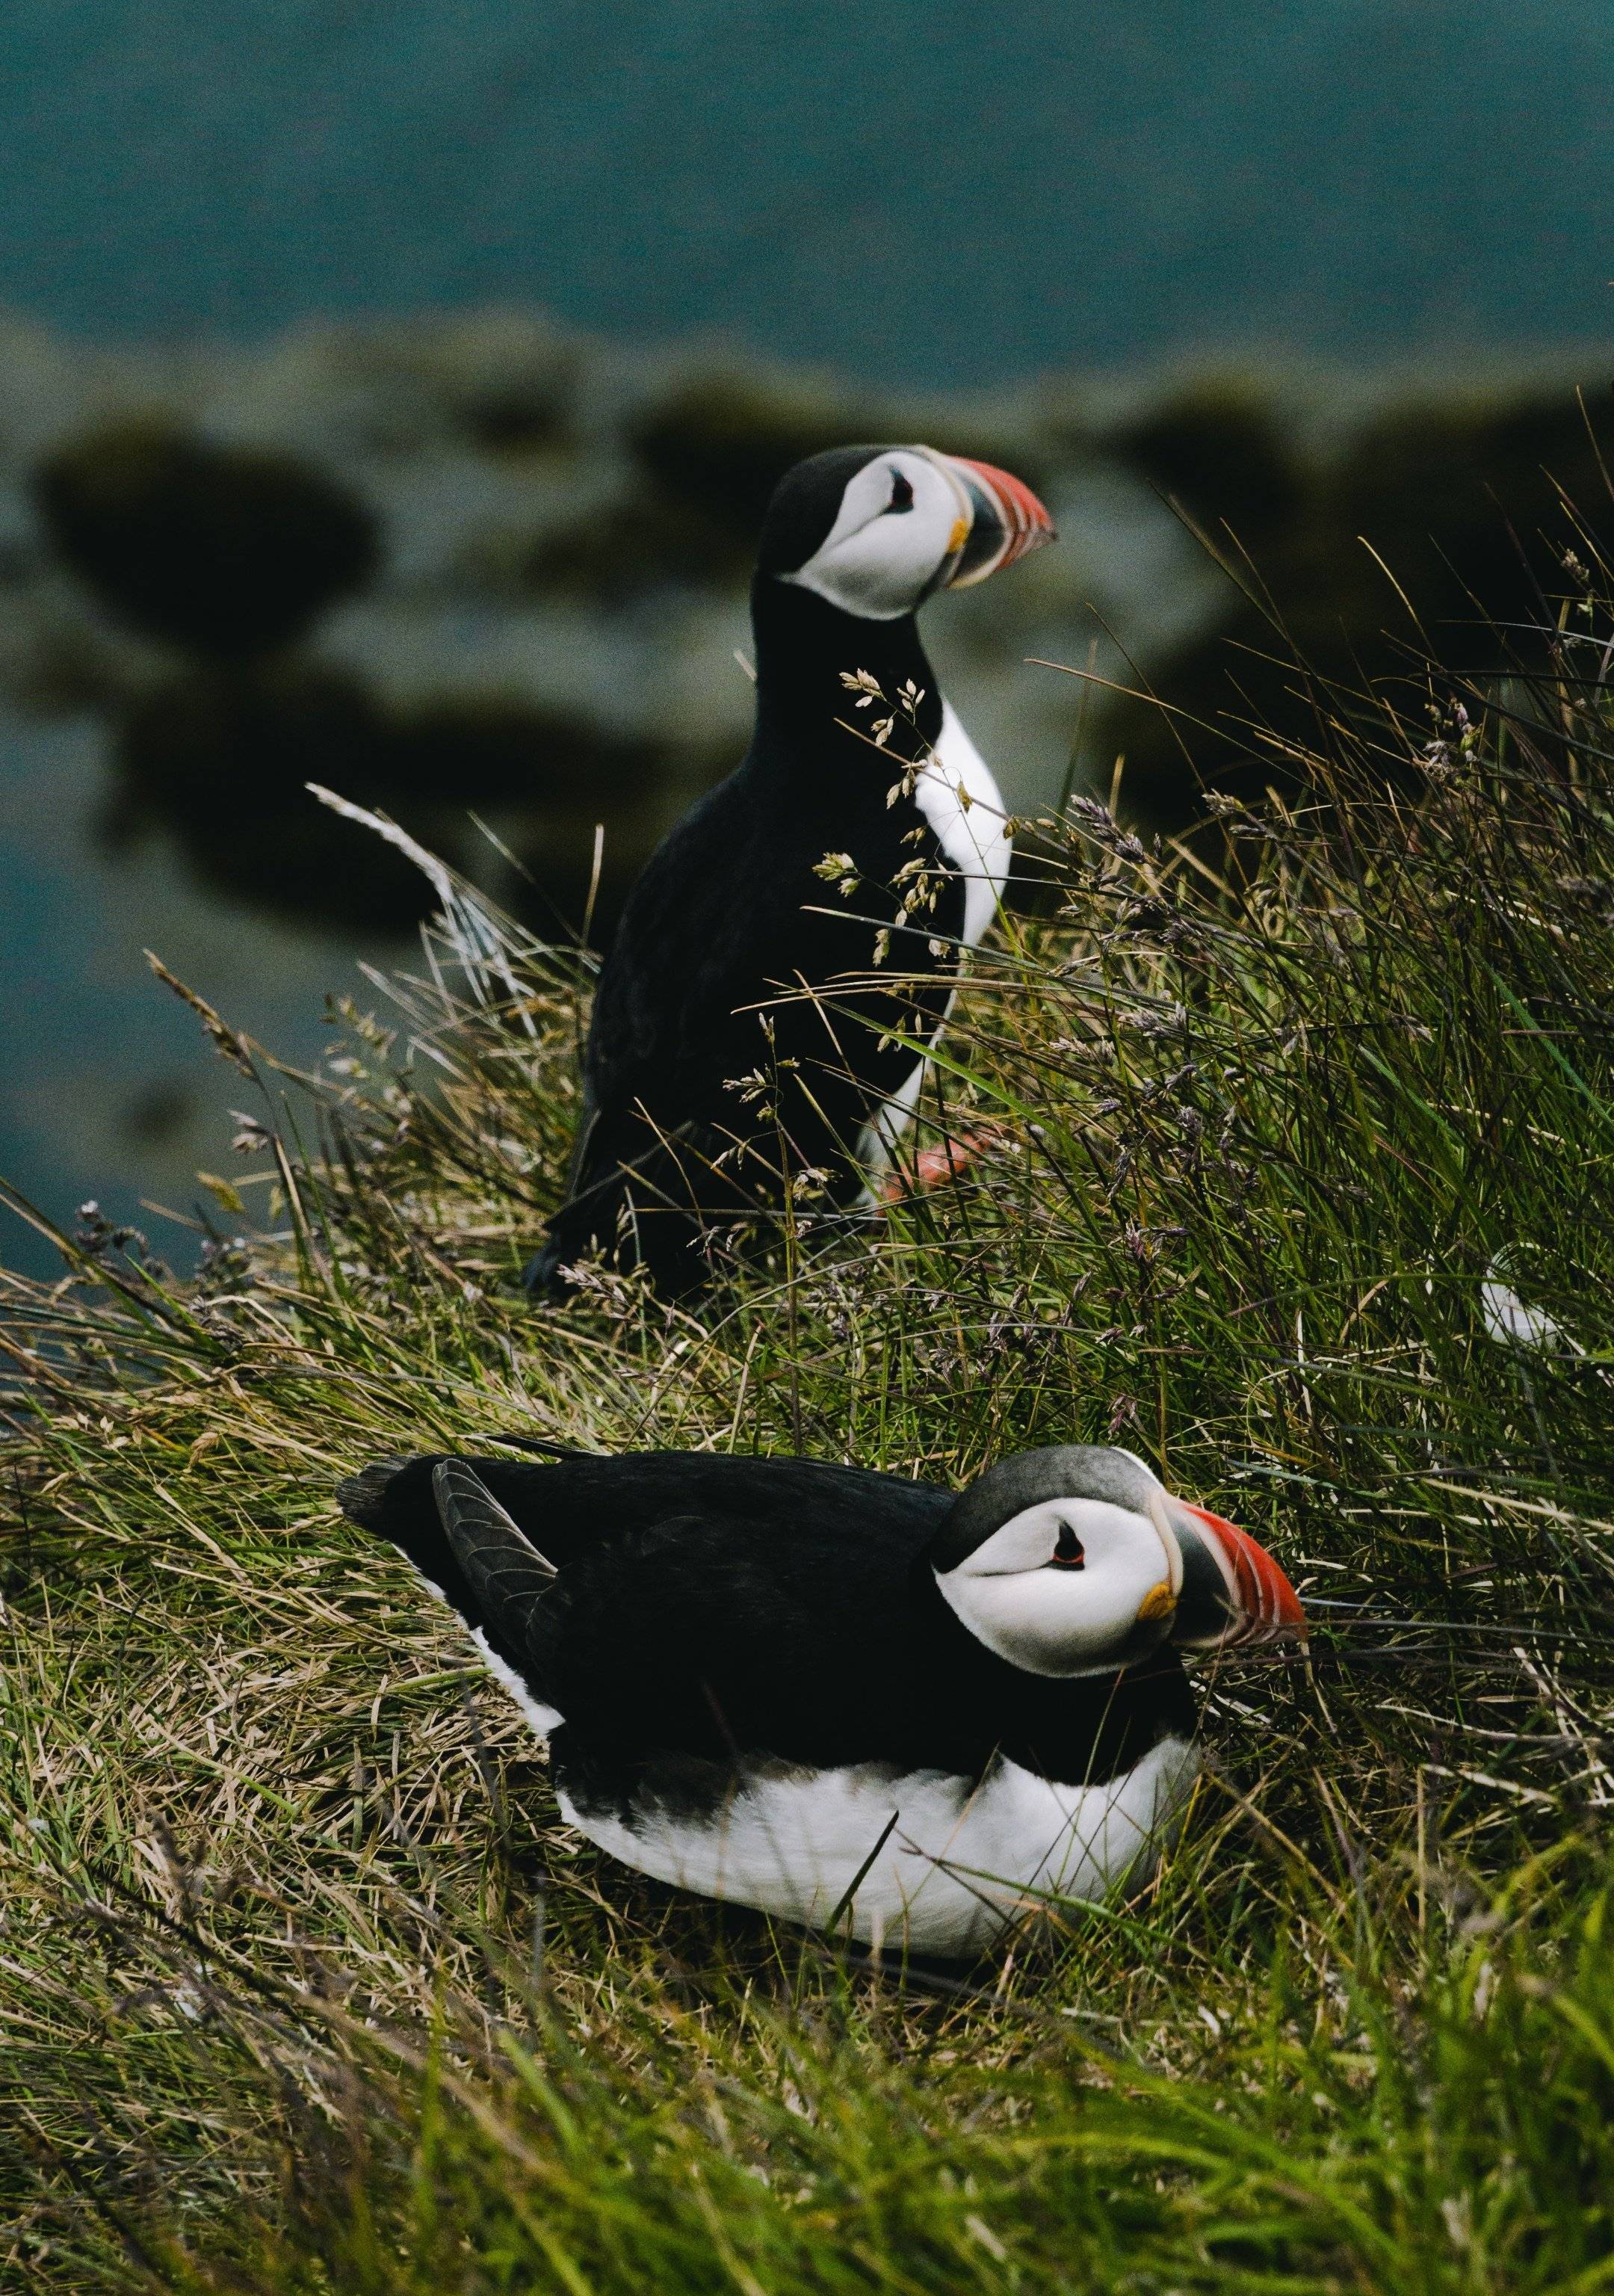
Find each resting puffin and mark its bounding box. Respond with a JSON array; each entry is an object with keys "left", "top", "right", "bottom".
[
  {"left": 338, "top": 1443, "right": 1304, "bottom": 1958},
  {"left": 525, "top": 442, "right": 1054, "bottom": 1296}
]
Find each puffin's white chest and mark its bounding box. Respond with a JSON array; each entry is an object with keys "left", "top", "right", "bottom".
[
  {"left": 913, "top": 700, "right": 1012, "bottom": 949},
  {"left": 558, "top": 1735, "right": 1200, "bottom": 1959},
  {"left": 855, "top": 701, "right": 1010, "bottom": 1179}
]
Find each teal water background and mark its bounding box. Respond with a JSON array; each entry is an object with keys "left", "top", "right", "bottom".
[{"left": 5, "top": 0, "right": 1612, "bottom": 377}]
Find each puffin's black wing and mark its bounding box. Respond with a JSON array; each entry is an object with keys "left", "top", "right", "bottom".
[
  {"left": 538, "top": 1509, "right": 903, "bottom": 1769},
  {"left": 337, "top": 1452, "right": 548, "bottom": 1683},
  {"left": 580, "top": 768, "right": 968, "bottom": 1149},
  {"left": 527, "top": 779, "right": 775, "bottom": 1288},
  {"left": 531, "top": 762, "right": 969, "bottom": 1293},
  {"left": 432, "top": 1460, "right": 556, "bottom": 1632},
  {"left": 583, "top": 779, "right": 764, "bottom": 1089},
  {"left": 339, "top": 1448, "right": 953, "bottom": 1761}
]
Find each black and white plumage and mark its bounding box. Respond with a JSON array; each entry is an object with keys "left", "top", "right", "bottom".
[
  {"left": 338, "top": 1443, "right": 1305, "bottom": 1958},
  {"left": 525, "top": 442, "right": 1054, "bottom": 1297}
]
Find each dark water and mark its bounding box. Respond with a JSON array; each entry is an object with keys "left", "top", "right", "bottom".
[
  {"left": 4, "top": 0, "right": 1611, "bottom": 380},
  {"left": 1, "top": 0, "right": 1612, "bottom": 1277},
  {"left": 0, "top": 714, "right": 389, "bottom": 1275}
]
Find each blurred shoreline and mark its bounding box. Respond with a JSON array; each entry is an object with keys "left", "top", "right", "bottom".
[{"left": 1, "top": 302, "right": 1610, "bottom": 1271}]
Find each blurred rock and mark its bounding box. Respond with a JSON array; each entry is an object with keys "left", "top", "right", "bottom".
[
  {"left": 33, "top": 419, "right": 380, "bottom": 655},
  {"left": 1108, "top": 376, "right": 1306, "bottom": 540},
  {"left": 513, "top": 485, "right": 755, "bottom": 598},
  {"left": 1090, "top": 376, "right": 1614, "bottom": 821},
  {"left": 110, "top": 663, "right": 417, "bottom": 927},
  {"left": 626, "top": 367, "right": 880, "bottom": 535},
  {"left": 108, "top": 660, "right": 724, "bottom": 936}
]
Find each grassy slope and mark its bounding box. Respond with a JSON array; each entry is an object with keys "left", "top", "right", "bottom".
[{"left": 1, "top": 589, "right": 1613, "bottom": 2292}]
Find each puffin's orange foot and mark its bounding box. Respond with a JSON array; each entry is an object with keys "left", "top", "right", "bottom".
[{"left": 879, "top": 1123, "right": 1006, "bottom": 1203}]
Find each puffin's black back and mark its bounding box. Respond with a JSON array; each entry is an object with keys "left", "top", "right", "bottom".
[
  {"left": 337, "top": 1447, "right": 943, "bottom": 1593},
  {"left": 338, "top": 1450, "right": 1196, "bottom": 1802},
  {"left": 528, "top": 493, "right": 971, "bottom": 1295}
]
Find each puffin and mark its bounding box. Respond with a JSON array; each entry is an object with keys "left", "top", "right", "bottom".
[
  {"left": 525, "top": 442, "right": 1054, "bottom": 1297},
  {"left": 338, "top": 1443, "right": 1305, "bottom": 1958}
]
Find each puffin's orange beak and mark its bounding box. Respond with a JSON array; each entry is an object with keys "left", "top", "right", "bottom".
[
  {"left": 1163, "top": 1499, "right": 1307, "bottom": 1652},
  {"left": 937, "top": 453, "right": 1057, "bottom": 587}
]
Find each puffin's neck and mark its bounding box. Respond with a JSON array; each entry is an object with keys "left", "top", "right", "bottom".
[{"left": 749, "top": 576, "right": 944, "bottom": 777}]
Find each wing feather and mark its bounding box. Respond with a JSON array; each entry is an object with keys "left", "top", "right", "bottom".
[{"left": 433, "top": 1460, "right": 558, "bottom": 1638}]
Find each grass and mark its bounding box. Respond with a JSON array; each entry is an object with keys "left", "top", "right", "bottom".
[{"left": 1, "top": 544, "right": 1612, "bottom": 2291}]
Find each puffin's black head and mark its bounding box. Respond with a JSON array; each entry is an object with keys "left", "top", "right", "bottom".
[
  {"left": 756, "top": 444, "right": 1054, "bottom": 622},
  {"left": 927, "top": 1445, "right": 1306, "bottom": 1680}
]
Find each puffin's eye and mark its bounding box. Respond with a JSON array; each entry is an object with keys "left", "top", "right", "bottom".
[
  {"left": 886, "top": 469, "right": 915, "bottom": 513},
  {"left": 1049, "top": 1522, "right": 1085, "bottom": 1570}
]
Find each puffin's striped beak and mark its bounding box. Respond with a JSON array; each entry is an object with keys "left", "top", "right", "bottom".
[
  {"left": 937, "top": 454, "right": 1056, "bottom": 587},
  {"left": 1148, "top": 1494, "right": 1307, "bottom": 1652}
]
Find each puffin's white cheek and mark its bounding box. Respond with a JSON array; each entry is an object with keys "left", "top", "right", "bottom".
[
  {"left": 938, "top": 1539, "right": 1177, "bottom": 1679},
  {"left": 826, "top": 532, "right": 933, "bottom": 617},
  {"left": 789, "top": 496, "right": 958, "bottom": 620},
  {"left": 939, "top": 1574, "right": 1116, "bottom": 1678},
  {"left": 1090, "top": 1544, "right": 1180, "bottom": 1629}
]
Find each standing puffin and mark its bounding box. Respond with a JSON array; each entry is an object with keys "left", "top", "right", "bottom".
[
  {"left": 525, "top": 442, "right": 1054, "bottom": 1296},
  {"left": 338, "top": 1444, "right": 1304, "bottom": 1957}
]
